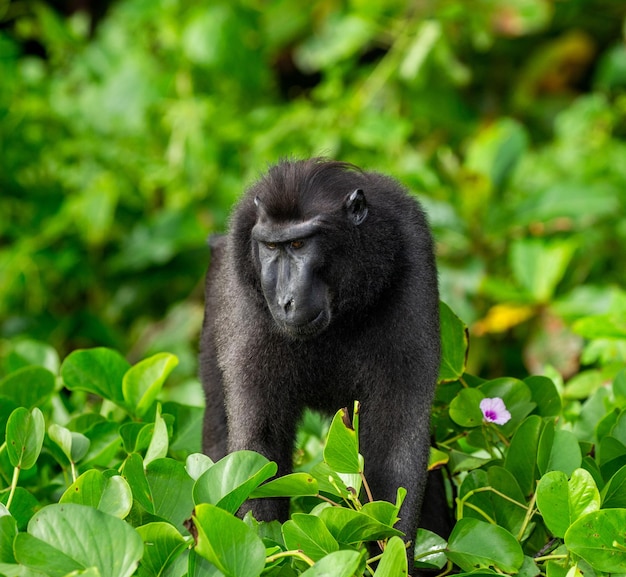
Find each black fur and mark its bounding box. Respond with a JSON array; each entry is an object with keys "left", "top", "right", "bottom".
[{"left": 200, "top": 158, "right": 442, "bottom": 547}]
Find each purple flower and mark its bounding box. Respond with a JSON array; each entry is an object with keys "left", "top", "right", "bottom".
[{"left": 480, "top": 397, "right": 511, "bottom": 425}]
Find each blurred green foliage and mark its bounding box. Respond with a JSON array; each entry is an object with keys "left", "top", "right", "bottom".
[{"left": 1, "top": 0, "right": 626, "bottom": 384}]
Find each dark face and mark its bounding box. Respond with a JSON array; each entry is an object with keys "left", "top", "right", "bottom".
[{"left": 252, "top": 218, "right": 331, "bottom": 339}]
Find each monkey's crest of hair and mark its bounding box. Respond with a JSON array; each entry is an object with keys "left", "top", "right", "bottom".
[{"left": 254, "top": 158, "right": 364, "bottom": 222}]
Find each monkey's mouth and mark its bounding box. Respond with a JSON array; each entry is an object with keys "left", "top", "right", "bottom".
[{"left": 279, "top": 309, "right": 331, "bottom": 339}]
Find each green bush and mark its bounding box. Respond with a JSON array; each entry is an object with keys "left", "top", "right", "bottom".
[{"left": 1, "top": 304, "right": 626, "bottom": 576}]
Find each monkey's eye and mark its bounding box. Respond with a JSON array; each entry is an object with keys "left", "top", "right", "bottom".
[
  {"left": 290, "top": 240, "right": 305, "bottom": 250},
  {"left": 264, "top": 242, "right": 278, "bottom": 250}
]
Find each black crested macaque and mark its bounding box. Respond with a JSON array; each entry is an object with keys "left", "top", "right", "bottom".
[{"left": 200, "top": 158, "right": 443, "bottom": 551}]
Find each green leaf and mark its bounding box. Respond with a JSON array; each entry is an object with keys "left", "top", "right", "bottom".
[
  {"left": 536, "top": 469, "right": 601, "bottom": 539},
  {"left": 414, "top": 528, "right": 448, "bottom": 570},
  {"left": 318, "top": 506, "right": 403, "bottom": 544},
  {"left": 136, "top": 522, "right": 188, "bottom": 577},
  {"left": 465, "top": 118, "right": 528, "bottom": 191},
  {"left": 565, "top": 509, "right": 626, "bottom": 573},
  {"left": 121, "top": 453, "right": 154, "bottom": 514},
  {"left": 146, "top": 458, "right": 194, "bottom": 527},
  {"left": 61, "top": 348, "right": 130, "bottom": 405},
  {"left": 60, "top": 470, "right": 133, "bottom": 519},
  {"left": 487, "top": 466, "right": 527, "bottom": 536},
  {"left": 374, "top": 535, "right": 408, "bottom": 576},
  {"left": 324, "top": 406, "right": 361, "bottom": 473},
  {"left": 504, "top": 415, "right": 543, "bottom": 497},
  {"left": 14, "top": 503, "right": 143, "bottom": 577},
  {"left": 601, "top": 464, "right": 626, "bottom": 508},
  {"left": 538, "top": 422, "right": 582, "bottom": 476},
  {"left": 449, "top": 388, "right": 484, "bottom": 428},
  {"left": 525, "top": 375, "right": 561, "bottom": 417},
  {"left": 122, "top": 353, "right": 178, "bottom": 417},
  {"left": 193, "top": 450, "right": 277, "bottom": 514},
  {"left": 438, "top": 301, "right": 468, "bottom": 383},
  {"left": 144, "top": 404, "right": 169, "bottom": 466},
  {"left": 48, "top": 424, "right": 90, "bottom": 463},
  {"left": 0, "top": 515, "right": 17, "bottom": 563},
  {"left": 536, "top": 471, "right": 571, "bottom": 538},
  {"left": 568, "top": 468, "right": 601, "bottom": 521},
  {"left": 193, "top": 503, "right": 265, "bottom": 577},
  {"left": 282, "top": 513, "right": 339, "bottom": 561},
  {"left": 185, "top": 452, "right": 214, "bottom": 481},
  {"left": 251, "top": 472, "right": 318, "bottom": 498},
  {"left": 446, "top": 518, "right": 524, "bottom": 573},
  {"left": 510, "top": 239, "right": 576, "bottom": 303},
  {"left": 299, "top": 550, "right": 364, "bottom": 577},
  {"left": 6, "top": 407, "right": 45, "bottom": 469},
  {"left": 0, "top": 366, "right": 55, "bottom": 409}
]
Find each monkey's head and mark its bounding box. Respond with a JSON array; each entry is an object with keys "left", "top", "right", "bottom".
[{"left": 243, "top": 159, "right": 371, "bottom": 339}]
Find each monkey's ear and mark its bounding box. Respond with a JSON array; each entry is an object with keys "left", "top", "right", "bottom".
[
  {"left": 254, "top": 196, "right": 269, "bottom": 220},
  {"left": 345, "top": 189, "right": 368, "bottom": 226}
]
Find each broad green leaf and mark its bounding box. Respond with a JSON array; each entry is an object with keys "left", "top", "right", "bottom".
[
  {"left": 185, "top": 452, "right": 214, "bottom": 481},
  {"left": 465, "top": 118, "right": 528, "bottom": 192},
  {"left": 14, "top": 503, "right": 143, "bottom": 577},
  {"left": 525, "top": 375, "right": 561, "bottom": 417},
  {"left": 121, "top": 453, "right": 154, "bottom": 513},
  {"left": 136, "top": 522, "right": 188, "bottom": 577},
  {"left": 374, "top": 535, "right": 408, "bottom": 576},
  {"left": 0, "top": 487, "right": 38, "bottom": 530},
  {"left": 282, "top": 513, "right": 339, "bottom": 561},
  {"left": 565, "top": 509, "right": 626, "bottom": 573},
  {"left": 414, "top": 528, "right": 447, "bottom": 570},
  {"left": 505, "top": 415, "right": 543, "bottom": 497},
  {"left": 61, "top": 348, "right": 130, "bottom": 405},
  {"left": 194, "top": 503, "right": 265, "bottom": 577},
  {"left": 251, "top": 472, "right": 318, "bottom": 498},
  {"left": 144, "top": 404, "right": 169, "bottom": 466},
  {"left": 487, "top": 466, "right": 527, "bottom": 536},
  {"left": 146, "top": 458, "right": 194, "bottom": 527},
  {"left": 6, "top": 407, "right": 45, "bottom": 469},
  {"left": 536, "top": 469, "right": 601, "bottom": 539},
  {"left": 60, "top": 470, "right": 133, "bottom": 519},
  {"left": 310, "top": 462, "right": 352, "bottom": 499},
  {"left": 0, "top": 366, "right": 55, "bottom": 409},
  {"left": 538, "top": 422, "right": 582, "bottom": 476},
  {"left": 449, "top": 388, "right": 484, "bottom": 428},
  {"left": 0, "top": 515, "right": 17, "bottom": 563},
  {"left": 438, "top": 301, "right": 468, "bottom": 383},
  {"left": 299, "top": 550, "right": 364, "bottom": 577},
  {"left": 4, "top": 339, "right": 59, "bottom": 374},
  {"left": 361, "top": 498, "right": 402, "bottom": 527},
  {"left": 14, "top": 533, "right": 83, "bottom": 577},
  {"left": 568, "top": 468, "right": 601, "bottom": 521},
  {"left": 318, "top": 506, "right": 403, "bottom": 544},
  {"left": 48, "top": 424, "right": 90, "bottom": 463},
  {"left": 510, "top": 239, "right": 576, "bottom": 303},
  {"left": 458, "top": 469, "right": 495, "bottom": 523},
  {"left": 536, "top": 471, "right": 572, "bottom": 538},
  {"left": 122, "top": 353, "right": 179, "bottom": 417},
  {"left": 324, "top": 406, "right": 360, "bottom": 473},
  {"left": 446, "top": 518, "right": 524, "bottom": 573},
  {"left": 601, "top": 463, "right": 626, "bottom": 508},
  {"left": 193, "top": 450, "right": 277, "bottom": 514}
]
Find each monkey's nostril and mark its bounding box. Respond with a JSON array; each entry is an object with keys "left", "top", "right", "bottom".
[{"left": 284, "top": 299, "right": 294, "bottom": 312}]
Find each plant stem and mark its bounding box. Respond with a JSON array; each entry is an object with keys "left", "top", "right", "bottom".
[
  {"left": 361, "top": 472, "right": 374, "bottom": 503},
  {"left": 266, "top": 549, "right": 315, "bottom": 567},
  {"left": 534, "top": 554, "right": 568, "bottom": 562},
  {"left": 6, "top": 466, "right": 20, "bottom": 511},
  {"left": 516, "top": 491, "right": 537, "bottom": 541}
]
